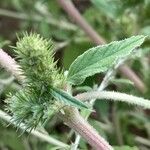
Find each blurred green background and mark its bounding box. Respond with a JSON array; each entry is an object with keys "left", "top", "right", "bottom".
[{"left": 0, "top": 0, "right": 150, "bottom": 149}]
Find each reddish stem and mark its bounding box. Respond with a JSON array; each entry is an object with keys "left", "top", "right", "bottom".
[
  {"left": 57, "top": 0, "right": 105, "bottom": 45},
  {"left": 119, "top": 64, "right": 146, "bottom": 93},
  {"left": 60, "top": 108, "right": 113, "bottom": 150}
]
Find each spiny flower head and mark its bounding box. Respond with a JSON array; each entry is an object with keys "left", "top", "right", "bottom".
[
  {"left": 7, "top": 88, "right": 60, "bottom": 129},
  {"left": 14, "top": 33, "right": 64, "bottom": 87},
  {"left": 7, "top": 33, "right": 65, "bottom": 129}
]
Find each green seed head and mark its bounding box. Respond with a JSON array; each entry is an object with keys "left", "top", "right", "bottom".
[
  {"left": 15, "top": 32, "right": 64, "bottom": 87},
  {"left": 7, "top": 33, "right": 65, "bottom": 129}
]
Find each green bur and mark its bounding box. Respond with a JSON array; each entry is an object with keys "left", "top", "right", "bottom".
[{"left": 8, "top": 33, "right": 65, "bottom": 129}]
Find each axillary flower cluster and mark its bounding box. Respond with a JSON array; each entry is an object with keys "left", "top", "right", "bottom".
[{"left": 7, "top": 33, "right": 65, "bottom": 129}]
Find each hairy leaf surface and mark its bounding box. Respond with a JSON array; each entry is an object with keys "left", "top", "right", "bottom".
[{"left": 67, "top": 36, "right": 146, "bottom": 85}]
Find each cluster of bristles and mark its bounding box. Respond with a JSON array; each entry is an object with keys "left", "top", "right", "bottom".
[{"left": 7, "top": 33, "right": 65, "bottom": 130}]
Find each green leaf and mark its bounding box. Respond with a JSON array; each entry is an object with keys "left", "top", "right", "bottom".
[
  {"left": 91, "top": 0, "right": 120, "bottom": 19},
  {"left": 50, "top": 87, "right": 89, "bottom": 109},
  {"left": 67, "top": 35, "right": 146, "bottom": 85}
]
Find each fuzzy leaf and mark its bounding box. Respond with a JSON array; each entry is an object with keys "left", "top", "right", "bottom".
[
  {"left": 67, "top": 35, "right": 146, "bottom": 85},
  {"left": 51, "top": 87, "right": 89, "bottom": 109}
]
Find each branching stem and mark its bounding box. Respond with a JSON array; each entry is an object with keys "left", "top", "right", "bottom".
[{"left": 0, "top": 8, "right": 76, "bottom": 31}]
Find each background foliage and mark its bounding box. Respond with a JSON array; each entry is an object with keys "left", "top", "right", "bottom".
[{"left": 0, "top": 0, "right": 150, "bottom": 149}]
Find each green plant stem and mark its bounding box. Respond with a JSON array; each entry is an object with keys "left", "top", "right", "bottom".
[
  {"left": 59, "top": 107, "right": 113, "bottom": 150},
  {"left": 0, "top": 109, "right": 69, "bottom": 148},
  {"left": 135, "top": 136, "right": 150, "bottom": 147},
  {"left": 0, "top": 8, "right": 77, "bottom": 31},
  {"left": 75, "top": 91, "right": 150, "bottom": 109},
  {"left": 112, "top": 104, "right": 124, "bottom": 145}
]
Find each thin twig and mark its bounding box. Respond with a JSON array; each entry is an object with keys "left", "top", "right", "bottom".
[
  {"left": 119, "top": 64, "right": 146, "bottom": 93},
  {"left": 112, "top": 104, "right": 124, "bottom": 145},
  {"left": 0, "top": 8, "right": 77, "bottom": 31},
  {"left": 57, "top": 0, "right": 146, "bottom": 93},
  {"left": 0, "top": 109, "right": 69, "bottom": 148},
  {"left": 135, "top": 136, "right": 150, "bottom": 147}
]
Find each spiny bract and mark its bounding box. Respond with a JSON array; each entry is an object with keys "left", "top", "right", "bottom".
[
  {"left": 7, "top": 33, "right": 65, "bottom": 129},
  {"left": 15, "top": 32, "right": 64, "bottom": 87}
]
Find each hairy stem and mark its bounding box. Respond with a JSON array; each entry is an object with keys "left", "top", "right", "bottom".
[
  {"left": 0, "top": 49, "right": 25, "bottom": 83},
  {"left": 59, "top": 107, "right": 113, "bottom": 150},
  {"left": 75, "top": 91, "right": 150, "bottom": 109},
  {"left": 57, "top": 0, "right": 146, "bottom": 93}
]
